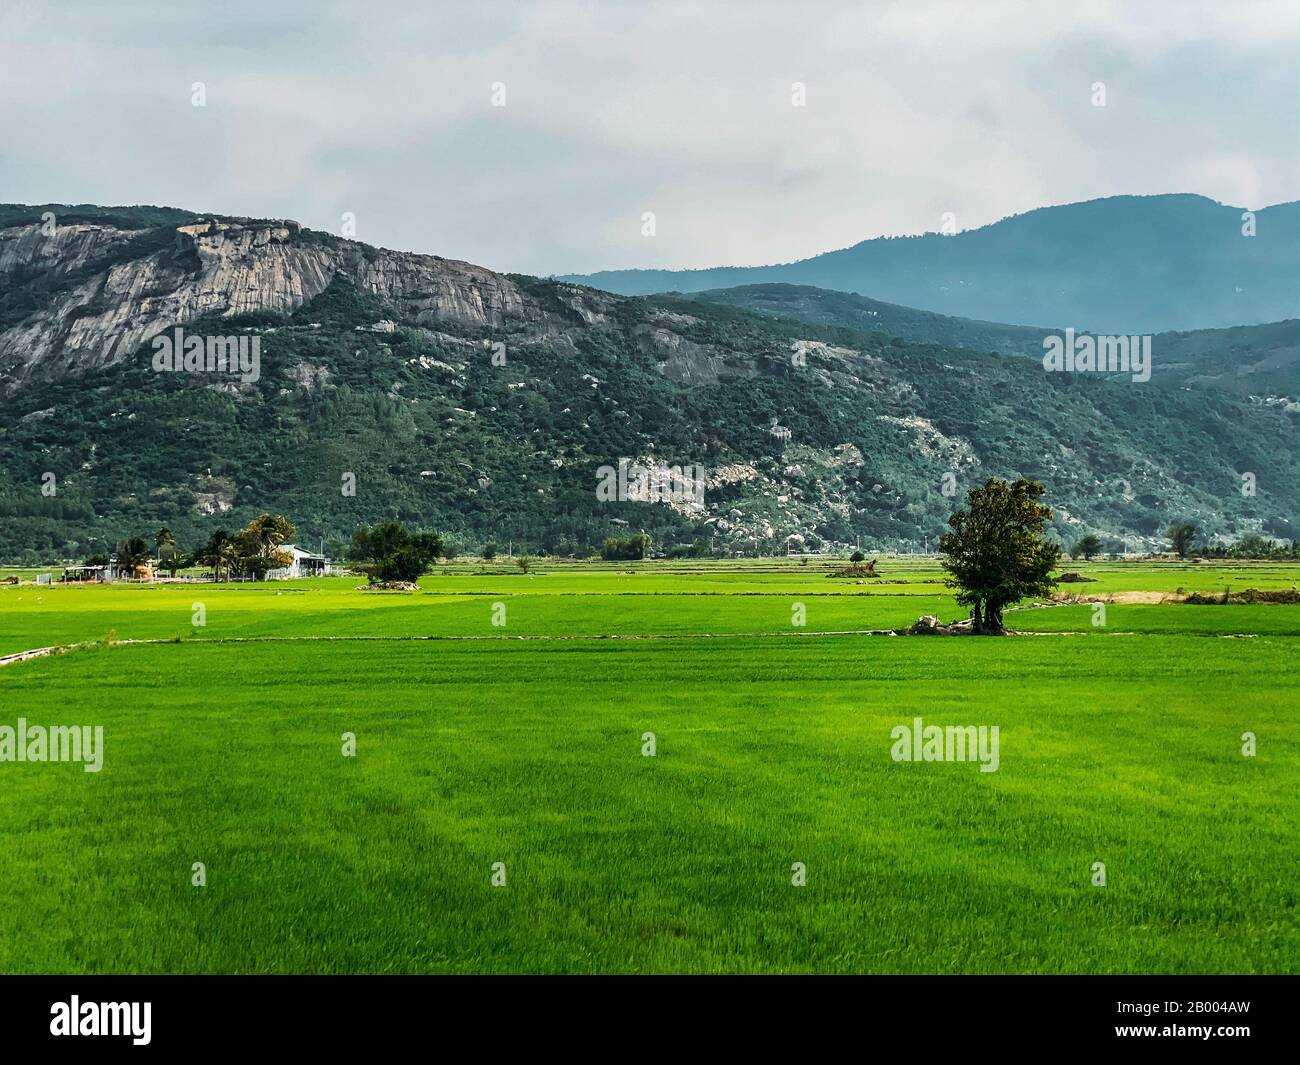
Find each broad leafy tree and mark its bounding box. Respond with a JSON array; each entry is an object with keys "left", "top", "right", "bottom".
[
  {"left": 938, "top": 478, "right": 1060, "bottom": 635},
  {"left": 350, "top": 521, "right": 444, "bottom": 583},
  {"left": 1166, "top": 522, "right": 1197, "bottom": 560},
  {"left": 234, "top": 513, "right": 296, "bottom": 578},
  {"left": 1071, "top": 533, "right": 1103, "bottom": 561},
  {"left": 117, "top": 536, "right": 152, "bottom": 572}
]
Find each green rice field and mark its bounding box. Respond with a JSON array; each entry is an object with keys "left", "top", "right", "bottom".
[{"left": 1, "top": 559, "right": 1296, "bottom": 973}]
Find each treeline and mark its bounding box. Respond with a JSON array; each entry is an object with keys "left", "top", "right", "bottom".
[
  {"left": 347, "top": 524, "right": 663, "bottom": 578},
  {"left": 80, "top": 514, "right": 300, "bottom": 579},
  {"left": 1068, "top": 526, "right": 1299, "bottom": 561},
  {"left": 1199, "top": 534, "right": 1299, "bottom": 561}
]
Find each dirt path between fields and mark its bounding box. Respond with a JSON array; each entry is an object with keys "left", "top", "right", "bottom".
[
  {"left": 0, "top": 616, "right": 1279, "bottom": 670},
  {"left": 0, "top": 646, "right": 58, "bottom": 667},
  {"left": 1053, "top": 591, "right": 1184, "bottom": 605}
]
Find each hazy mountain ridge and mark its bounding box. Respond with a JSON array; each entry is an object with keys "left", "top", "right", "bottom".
[
  {"left": 558, "top": 194, "right": 1300, "bottom": 334},
  {"left": 0, "top": 204, "right": 1294, "bottom": 562},
  {"left": 683, "top": 284, "right": 1300, "bottom": 399}
]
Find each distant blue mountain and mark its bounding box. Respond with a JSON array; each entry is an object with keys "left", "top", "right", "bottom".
[{"left": 558, "top": 194, "right": 1299, "bottom": 334}]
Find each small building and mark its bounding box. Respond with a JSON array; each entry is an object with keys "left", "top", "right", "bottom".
[
  {"left": 266, "top": 545, "right": 331, "bottom": 580},
  {"left": 62, "top": 558, "right": 153, "bottom": 582}
]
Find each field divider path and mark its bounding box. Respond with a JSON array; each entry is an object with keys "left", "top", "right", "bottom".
[
  {"left": 0, "top": 646, "right": 59, "bottom": 668},
  {"left": 3, "top": 617, "right": 1274, "bottom": 670}
]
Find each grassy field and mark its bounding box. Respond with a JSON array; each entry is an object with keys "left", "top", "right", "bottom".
[{"left": 0, "top": 559, "right": 1296, "bottom": 973}]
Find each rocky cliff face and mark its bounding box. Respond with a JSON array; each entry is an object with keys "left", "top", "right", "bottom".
[{"left": 0, "top": 215, "right": 554, "bottom": 393}]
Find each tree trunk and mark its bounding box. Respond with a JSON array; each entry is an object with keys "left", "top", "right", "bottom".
[
  {"left": 971, "top": 599, "right": 983, "bottom": 632},
  {"left": 983, "top": 602, "right": 1006, "bottom": 635}
]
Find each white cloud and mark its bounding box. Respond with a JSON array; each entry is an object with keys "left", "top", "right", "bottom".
[{"left": 0, "top": 0, "right": 1294, "bottom": 274}]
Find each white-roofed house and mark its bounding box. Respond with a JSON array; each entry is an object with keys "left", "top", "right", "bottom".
[{"left": 266, "top": 545, "right": 331, "bottom": 580}]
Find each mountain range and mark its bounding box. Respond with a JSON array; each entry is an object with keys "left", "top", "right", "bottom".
[
  {"left": 559, "top": 194, "right": 1300, "bottom": 334},
  {"left": 0, "top": 200, "right": 1294, "bottom": 563}
]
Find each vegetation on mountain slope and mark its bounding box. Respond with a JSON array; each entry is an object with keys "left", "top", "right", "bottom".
[
  {"left": 2, "top": 261, "right": 1294, "bottom": 563},
  {"left": 685, "top": 283, "right": 1300, "bottom": 399}
]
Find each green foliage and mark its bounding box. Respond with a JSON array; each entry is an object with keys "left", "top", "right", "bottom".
[
  {"left": 601, "top": 532, "right": 651, "bottom": 561},
  {"left": 939, "top": 478, "right": 1061, "bottom": 633},
  {"left": 233, "top": 513, "right": 296, "bottom": 578},
  {"left": 350, "top": 521, "right": 444, "bottom": 583},
  {"left": 195, "top": 528, "right": 237, "bottom": 579},
  {"left": 1072, "top": 533, "right": 1103, "bottom": 560},
  {"left": 1, "top": 251, "right": 1295, "bottom": 564},
  {"left": 1167, "top": 523, "right": 1198, "bottom": 559},
  {"left": 116, "top": 537, "right": 151, "bottom": 569},
  {"left": 1202, "top": 535, "right": 1299, "bottom": 560}
]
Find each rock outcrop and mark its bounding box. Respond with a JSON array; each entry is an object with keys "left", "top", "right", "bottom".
[{"left": 0, "top": 215, "right": 555, "bottom": 393}]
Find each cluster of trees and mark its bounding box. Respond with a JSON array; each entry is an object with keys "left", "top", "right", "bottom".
[
  {"left": 1158, "top": 523, "right": 1300, "bottom": 561},
  {"left": 1204, "top": 535, "right": 1298, "bottom": 560},
  {"left": 84, "top": 515, "right": 298, "bottom": 579},
  {"left": 601, "top": 532, "right": 651, "bottom": 561},
  {"left": 664, "top": 539, "right": 713, "bottom": 559},
  {"left": 1067, "top": 525, "right": 1297, "bottom": 562},
  {"left": 349, "top": 521, "right": 449, "bottom": 583},
  {"left": 1179, "top": 527, "right": 1298, "bottom": 561},
  {"left": 195, "top": 514, "right": 297, "bottom": 579}
]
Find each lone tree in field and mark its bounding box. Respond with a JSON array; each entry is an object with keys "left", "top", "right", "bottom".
[
  {"left": 1166, "top": 522, "right": 1197, "bottom": 560},
  {"left": 938, "top": 478, "right": 1060, "bottom": 635},
  {"left": 349, "top": 521, "right": 444, "bottom": 583},
  {"left": 1071, "top": 533, "right": 1103, "bottom": 561}
]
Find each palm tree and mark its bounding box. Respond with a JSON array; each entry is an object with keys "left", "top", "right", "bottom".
[
  {"left": 155, "top": 527, "right": 179, "bottom": 576},
  {"left": 200, "top": 529, "right": 236, "bottom": 581},
  {"left": 215, "top": 539, "right": 239, "bottom": 581},
  {"left": 116, "top": 536, "right": 152, "bottom": 577},
  {"left": 235, "top": 514, "right": 296, "bottom": 578}
]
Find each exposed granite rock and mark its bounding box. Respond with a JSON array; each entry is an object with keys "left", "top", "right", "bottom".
[{"left": 0, "top": 217, "right": 549, "bottom": 393}]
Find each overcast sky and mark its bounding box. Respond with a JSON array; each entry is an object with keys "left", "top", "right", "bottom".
[{"left": 1, "top": 0, "right": 1295, "bottom": 275}]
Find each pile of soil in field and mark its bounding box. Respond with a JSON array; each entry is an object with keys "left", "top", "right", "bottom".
[
  {"left": 826, "top": 561, "right": 879, "bottom": 579},
  {"left": 1184, "top": 588, "right": 1300, "bottom": 605}
]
